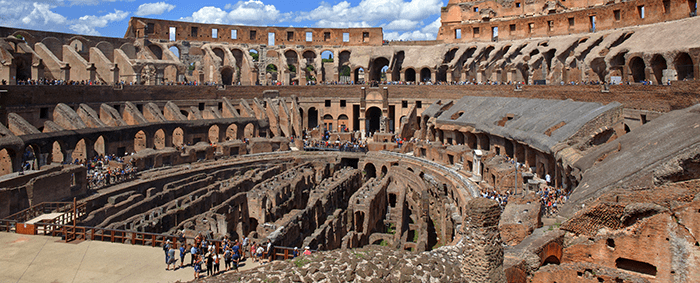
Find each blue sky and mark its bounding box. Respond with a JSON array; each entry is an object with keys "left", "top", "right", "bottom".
[{"left": 0, "top": 0, "right": 445, "bottom": 40}]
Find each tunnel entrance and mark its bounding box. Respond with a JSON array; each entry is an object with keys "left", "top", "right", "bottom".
[{"left": 366, "top": 107, "right": 382, "bottom": 134}]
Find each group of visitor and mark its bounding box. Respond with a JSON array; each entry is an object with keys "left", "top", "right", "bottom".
[
  {"left": 13, "top": 79, "right": 108, "bottom": 85},
  {"left": 537, "top": 185, "right": 568, "bottom": 216},
  {"left": 163, "top": 231, "right": 313, "bottom": 280},
  {"left": 81, "top": 155, "right": 137, "bottom": 190}
]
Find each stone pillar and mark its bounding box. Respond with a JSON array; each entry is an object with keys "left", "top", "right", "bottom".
[
  {"left": 446, "top": 71, "right": 453, "bottom": 83},
  {"left": 386, "top": 69, "right": 393, "bottom": 82},
  {"left": 461, "top": 198, "right": 506, "bottom": 282},
  {"left": 472, "top": 149, "right": 483, "bottom": 181},
  {"left": 431, "top": 70, "right": 437, "bottom": 82},
  {"left": 399, "top": 70, "right": 405, "bottom": 82},
  {"left": 87, "top": 63, "right": 97, "bottom": 82}
]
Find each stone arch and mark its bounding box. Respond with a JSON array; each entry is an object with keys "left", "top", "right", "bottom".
[
  {"left": 369, "top": 57, "right": 390, "bottom": 82},
  {"left": 226, "top": 124, "right": 238, "bottom": 141},
  {"left": 266, "top": 64, "right": 278, "bottom": 83},
  {"left": 338, "top": 114, "right": 349, "bottom": 131},
  {"left": 96, "top": 41, "right": 115, "bottom": 62},
  {"left": 478, "top": 134, "right": 490, "bottom": 150},
  {"left": 339, "top": 65, "right": 351, "bottom": 83},
  {"left": 52, "top": 141, "right": 65, "bottom": 163},
  {"left": 14, "top": 56, "right": 31, "bottom": 82},
  {"left": 321, "top": 50, "right": 334, "bottom": 81},
  {"left": 22, "top": 145, "right": 39, "bottom": 170},
  {"left": 120, "top": 43, "right": 138, "bottom": 59},
  {"left": 212, "top": 47, "right": 226, "bottom": 63},
  {"left": 164, "top": 65, "right": 178, "bottom": 83},
  {"left": 41, "top": 37, "right": 63, "bottom": 60},
  {"left": 381, "top": 165, "right": 388, "bottom": 176},
  {"left": 69, "top": 39, "right": 86, "bottom": 53},
  {"left": 436, "top": 65, "right": 448, "bottom": 82},
  {"left": 221, "top": 67, "right": 235, "bottom": 85},
  {"left": 590, "top": 57, "right": 607, "bottom": 82},
  {"left": 454, "top": 130, "right": 464, "bottom": 144},
  {"left": 308, "top": 107, "right": 319, "bottom": 129},
  {"left": 134, "top": 130, "right": 147, "bottom": 152},
  {"left": 364, "top": 162, "right": 377, "bottom": 181},
  {"left": 405, "top": 68, "right": 416, "bottom": 82},
  {"left": 0, "top": 148, "right": 14, "bottom": 175},
  {"left": 209, "top": 125, "right": 220, "bottom": 144},
  {"left": 154, "top": 129, "right": 166, "bottom": 149},
  {"left": 366, "top": 106, "right": 382, "bottom": 133},
  {"left": 168, "top": 45, "right": 181, "bottom": 60},
  {"left": 650, "top": 54, "right": 667, "bottom": 84},
  {"left": 173, "top": 127, "right": 184, "bottom": 147},
  {"left": 629, "top": 56, "right": 646, "bottom": 82},
  {"left": 675, "top": 52, "right": 695, "bottom": 80},
  {"left": 149, "top": 44, "right": 163, "bottom": 60},
  {"left": 244, "top": 123, "right": 255, "bottom": 138},
  {"left": 353, "top": 67, "right": 365, "bottom": 83},
  {"left": 322, "top": 114, "right": 333, "bottom": 130},
  {"left": 94, "top": 136, "right": 106, "bottom": 157},
  {"left": 71, "top": 139, "right": 88, "bottom": 162},
  {"left": 420, "top": 67, "right": 432, "bottom": 82}
]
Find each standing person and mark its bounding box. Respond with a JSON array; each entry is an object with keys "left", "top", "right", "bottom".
[
  {"left": 303, "top": 246, "right": 312, "bottom": 256},
  {"left": 266, "top": 240, "right": 274, "bottom": 263},
  {"left": 193, "top": 254, "right": 201, "bottom": 280},
  {"left": 213, "top": 252, "right": 220, "bottom": 275},
  {"left": 242, "top": 236, "right": 249, "bottom": 259},
  {"left": 250, "top": 242, "right": 258, "bottom": 262},
  {"left": 166, "top": 245, "right": 177, "bottom": 270},
  {"left": 179, "top": 244, "right": 187, "bottom": 268},
  {"left": 255, "top": 244, "right": 264, "bottom": 263},
  {"left": 206, "top": 253, "right": 213, "bottom": 277},
  {"left": 163, "top": 240, "right": 172, "bottom": 264},
  {"left": 224, "top": 247, "right": 232, "bottom": 271},
  {"left": 190, "top": 244, "right": 198, "bottom": 266},
  {"left": 292, "top": 247, "right": 299, "bottom": 258}
]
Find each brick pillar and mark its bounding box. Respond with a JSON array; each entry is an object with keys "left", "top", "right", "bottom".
[{"left": 461, "top": 198, "right": 506, "bottom": 283}]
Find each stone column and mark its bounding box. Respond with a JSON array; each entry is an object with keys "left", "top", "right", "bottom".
[
  {"left": 472, "top": 149, "right": 483, "bottom": 181},
  {"left": 461, "top": 198, "right": 506, "bottom": 283}
]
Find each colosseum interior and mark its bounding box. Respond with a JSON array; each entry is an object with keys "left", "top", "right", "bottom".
[{"left": 1, "top": 0, "right": 700, "bottom": 282}]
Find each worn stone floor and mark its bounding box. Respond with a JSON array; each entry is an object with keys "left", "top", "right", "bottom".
[{"left": 0, "top": 232, "right": 260, "bottom": 283}]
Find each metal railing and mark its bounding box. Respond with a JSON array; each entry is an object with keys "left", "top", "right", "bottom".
[{"left": 4, "top": 202, "right": 86, "bottom": 223}]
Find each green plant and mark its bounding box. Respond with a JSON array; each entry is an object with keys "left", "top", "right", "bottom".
[
  {"left": 293, "top": 258, "right": 310, "bottom": 268},
  {"left": 322, "top": 58, "right": 333, "bottom": 63},
  {"left": 288, "top": 64, "right": 297, "bottom": 73},
  {"left": 249, "top": 51, "right": 259, "bottom": 61},
  {"left": 266, "top": 64, "right": 277, "bottom": 73},
  {"left": 387, "top": 223, "right": 396, "bottom": 234},
  {"left": 380, "top": 240, "right": 388, "bottom": 246}
]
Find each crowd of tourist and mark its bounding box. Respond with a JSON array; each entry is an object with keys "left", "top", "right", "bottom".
[
  {"left": 80, "top": 155, "right": 137, "bottom": 190},
  {"left": 164, "top": 231, "right": 313, "bottom": 280},
  {"left": 12, "top": 79, "right": 110, "bottom": 86},
  {"left": 537, "top": 185, "right": 568, "bottom": 216}
]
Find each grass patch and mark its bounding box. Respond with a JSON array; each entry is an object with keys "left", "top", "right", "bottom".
[
  {"left": 387, "top": 223, "right": 396, "bottom": 235},
  {"left": 293, "top": 258, "right": 310, "bottom": 268}
]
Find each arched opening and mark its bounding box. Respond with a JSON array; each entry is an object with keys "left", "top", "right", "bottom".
[
  {"left": 226, "top": 124, "right": 238, "bottom": 141},
  {"left": 266, "top": 64, "right": 278, "bottom": 84},
  {"left": 339, "top": 65, "right": 351, "bottom": 83},
  {"left": 173, "top": 127, "right": 184, "bottom": 147},
  {"left": 629, "top": 57, "right": 646, "bottom": 82},
  {"left": 0, "top": 148, "right": 14, "bottom": 175},
  {"left": 364, "top": 163, "right": 377, "bottom": 181},
  {"left": 70, "top": 39, "right": 85, "bottom": 53},
  {"left": 420, "top": 68, "right": 432, "bottom": 82},
  {"left": 71, "top": 139, "right": 88, "bottom": 162},
  {"left": 249, "top": 49, "right": 259, "bottom": 62},
  {"left": 285, "top": 50, "right": 299, "bottom": 85},
  {"left": 542, "top": 255, "right": 560, "bottom": 265},
  {"left": 169, "top": 46, "right": 180, "bottom": 60},
  {"left": 22, "top": 145, "right": 38, "bottom": 171},
  {"left": 208, "top": 125, "right": 220, "bottom": 143},
  {"left": 354, "top": 67, "right": 365, "bottom": 83},
  {"left": 321, "top": 50, "right": 334, "bottom": 82},
  {"left": 338, "top": 114, "right": 349, "bottom": 132},
  {"left": 590, "top": 58, "right": 607, "bottom": 82},
  {"left": 213, "top": 48, "right": 225, "bottom": 62},
  {"left": 164, "top": 65, "right": 178, "bottom": 84},
  {"left": 505, "top": 140, "right": 514, "bottom": 158},
  {"left": 454, "top": 130, "right": 464, "bottom": 145},
  {"left": 302, "top": 50, "right": 317, "bottom": 82},
  {"left": 93, "top": 136, "right": 106, "bottom": 157},
  {"left": 381, "top": 165, "right": 388, "bottom": 176},
  {"left": 465, "top": 132, "right": 477, "bottom": 149},
  {"left": 221, "top": 67, "right": 234, "bottom": 85},
  {"left": 244, "top": 124, "right": 255, "bottom": 138},
  {"left": 405, "top": 68, "right": 416, "bottom": 82},
  {"left": 308, "top": 107, "right": 319, "bottom": 129},
  {"left": 154, "top": 129, "right": 166, "bottom": 149},
  {"left": 436, "top": 65, "right": 448, "bottom": 82},
  {"left": 134, "top": 131, "right": 147, "bottom": 152},
  {"left": 52, "top": 141, "right": 64, "bottom": 163},
  {"left": 366, "top": 107, "right": 382, "bottom": 134},
  {"left": 370, "top": 57, "right": 390, "bottom": 82},
  {"left": 148, "top": 45, "right": 163, "bottom": 60},
  {"left": 322, "top": 114, "right": 333, "bottom": 131},
  {"left": 14, "top": 56, "right": 31, "bottom": 82},
  {"left": 650, "top": 55, "right": 667, "bottom": 84},
  {"left": 478, "top": 134, "right": 490, "bottom": 151},
  {"left": 675, "top": 52, "right": 694, "bottom": 80}
]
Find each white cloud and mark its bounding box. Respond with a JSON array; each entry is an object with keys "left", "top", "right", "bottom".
[
  {"left": 184, "top": 0, "right": 290, "bottom": 26},
  {"left": 297, "top": 0, "right": 442, "bottom": 27},
  {"left": 21, "top": 3, "right": 67, "bottom": 26},
  {"left": 136, "top": 2, "right": 175, "bottom": 17},
  {"left": 384, "top": 17, "right": 441, "bottom": 41},
  {"left": 70, "top": 9, "right": 129, "bottom": 35},
  {"left": 382, "top": 19, "right": 419, "bottom": 31}
]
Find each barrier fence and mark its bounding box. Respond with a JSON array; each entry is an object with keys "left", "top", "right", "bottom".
[{"left": 1, "top": 202, "right": 302, "bottom": 261}]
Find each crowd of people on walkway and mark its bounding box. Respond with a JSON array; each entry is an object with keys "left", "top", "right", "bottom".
[
  {"left": 163, "top": 231, "right": 313, "bottom": 280},
  {"left": 12, "top": 79, "right": 109, "bottom": 86},
  {"left": 81, "top": 155, "right": 137, "bottom": 190},
  {"left": 537, "top": 184, "right": 568, "bottom": 216}
]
